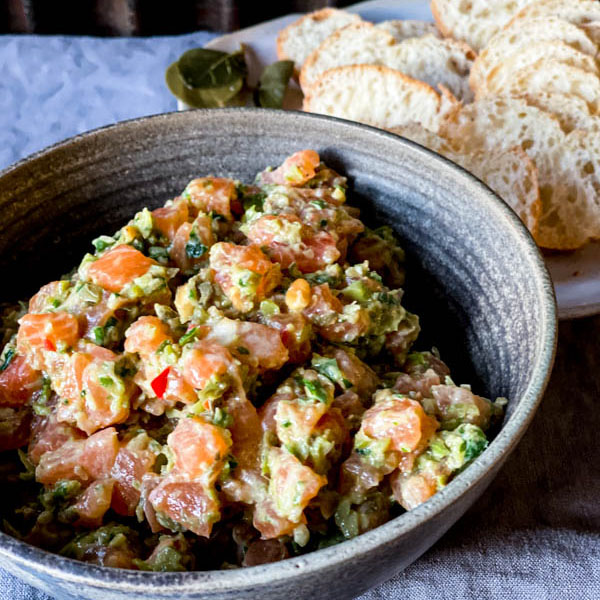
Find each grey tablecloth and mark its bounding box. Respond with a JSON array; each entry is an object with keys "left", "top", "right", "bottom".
[{"left": 1, "top": 32, "right": 599, "bottom": 600}]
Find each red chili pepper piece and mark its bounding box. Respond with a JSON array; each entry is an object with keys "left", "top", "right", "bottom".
[
  {"left": 151, "top": 366, "right": 170, "bottom": 398},
  {"left": 44, "top": 339, "right": 56, "bottom": 351}
]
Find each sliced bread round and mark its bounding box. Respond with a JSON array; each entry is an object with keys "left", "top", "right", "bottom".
[
  {"left": 376, "top": 20, "right": 440, "bottom": 41},
  {"left": 430, "top": 0, "right": 533, "bottom": 52},
  {"left": 470, "top": 16, "right": 599, "bottom": 93},
  {"left": 478, "top": 42, "right": 600, "bottom": 98},
  {"left": 301, "top": 27, "right": 475, "bottom": 101},
  {"left": 508, "top": 0, "right": 600, "bottom": 43},
  {"left": 303, "top": 64, "right": 450, "bottom": 132},
  {"left": 299, "top": 22, "right": 395, "bottom": 91},
  {"left": 487, "top": 60, "right": 600, "bottom": 111},
  {"left": 518, "top": 92, "right": 599, "bottom": 133},
  {"left": 440, "top": 95, "right": 600, "bottom": 249},
  {"left": 276, "top": 8, "right": 362, "bottom": 69},
  {"left": 380, "top": 35, "right": 476, "bottom": 102}
]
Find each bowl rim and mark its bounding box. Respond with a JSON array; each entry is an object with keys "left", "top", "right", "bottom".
[{"left": 0, "top": 107, "right": 558, "bottom": 593}]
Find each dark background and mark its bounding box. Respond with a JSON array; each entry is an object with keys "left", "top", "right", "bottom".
[{"left": 1, "top": 0, "right": 354, "bottom": 35}]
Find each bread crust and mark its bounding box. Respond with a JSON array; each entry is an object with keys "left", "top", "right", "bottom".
[
  {"left": 276, "top": 7, "right": 362, "bottom": 74},
  {"left": 299, "top": 22, "right": 395, "bottom": 91},
  {"left": 430, "top": 0, "right": 453, "bottom": 39},
  {"left": 303, "top": 63, "right": 447, "bottom": 132}
]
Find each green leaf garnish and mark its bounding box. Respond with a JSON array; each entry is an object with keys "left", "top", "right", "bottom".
[
  {"left": 256, "top": 60, "right": 294, "bottom": 109},
  {"left": 165, "top": 49, "right": 247, "bottom": 109}
]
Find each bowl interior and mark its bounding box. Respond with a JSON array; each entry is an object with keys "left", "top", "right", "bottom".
[{"left": 0, "top": 108, "right": 556, "bottom": 599}]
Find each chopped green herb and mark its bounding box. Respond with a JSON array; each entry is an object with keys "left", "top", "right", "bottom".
[
  {"left": 156, "top": 340, "right": 171, "bottom": 354},
  {"left": 185, "top": 232, "right": 208, "bottom": 259},
  {"left": 236, "top": 346, "right": 250, "bottom": 355},
  {"left": 311, "top": 355, "right": 352, "bottom": 389},
  {"left": 243, "top": 191, "right": 266, "bottom": 212},
  {"left": 132, "top": 238, "right": 145, "bottom": 252},
  {"left": 296, "top": 376, "right": 329, "bottom": 403},
  {"left": 99, "top": 376, "right": 113, "bottom": 387},
  {"left": 92, "top": 326, "right": 105, "bottom": 345},
  {"left": 32, "top": 376, "right": 52, "bottom": 416},
  {"left": 311, "top": 199, "right": 328, "bottom": 209},
  {"left": 149, "top": 246, "right": 170, "bottom": 262},
  {"left": 213, "top": 407, "right": 233, "bottom": 428},
  {"left": 92, "top": 235, "right": 115, "bottom": 253},
  {"left": 179, "top": 327, "right": 199, "bottom": 346},
  {"left": 0, "top": 348, "right": 15, "bottom": 372},
  {"left": 209, "top": 211, "right": 227, "bottom": 222}
]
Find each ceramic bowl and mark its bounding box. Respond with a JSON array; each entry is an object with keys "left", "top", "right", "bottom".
[{"left": 0, "top": 108, "right": 557, "bottom": 600}]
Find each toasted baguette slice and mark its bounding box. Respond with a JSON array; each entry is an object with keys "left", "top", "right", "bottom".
[
  {"left": 303, "top": 65, "right": 453, "bottom": 132},
  {"left": 440, "top": 96, "right": 600, "bottom": 249},
  {"left": 519, "top": 92, "right": 599, "bottom": 133},
  {"left": 276, "top": 8, "right": 362, "bottom": 69},
  {"left": 469, "top": 17, "right": 599, "bottom": 93},
  {"left": 380, "top": 35, "right": 476, "bottom": 102},
  {"left": 300, "top": 22, "right": 396, "bottom": 90},
  {"left": 487, "top": 60, "right": 600, "bottom": 111},
  {"left": 390, "top": 124, "right": 541, "bottom": 237},
  {"left": 478, "top": 42, "right": 600, "bottom": 98},
  {"left": 301, "top": 27, "right": 475, "bottom": 101},
  {"left": 508, "top": 0, "right": 600, "bottom": 44},
  {"left": 430, "top": 0, "right": 533, "bottom": 51},
  {"left": 376, "top": 20, "right": 440, "bottom": 41}
]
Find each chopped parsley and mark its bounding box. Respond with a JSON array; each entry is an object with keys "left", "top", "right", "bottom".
[{"left": 0, "top": 348, "right": 15, "bottom": 372}]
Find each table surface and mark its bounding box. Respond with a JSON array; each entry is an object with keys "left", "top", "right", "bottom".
[{"left": 0, "top": 31, "right": 599, "bottom": 600}]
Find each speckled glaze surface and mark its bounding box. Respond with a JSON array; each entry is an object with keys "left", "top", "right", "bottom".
[{"left": 0, "top": 109, "right": 557, "bottom": 600}]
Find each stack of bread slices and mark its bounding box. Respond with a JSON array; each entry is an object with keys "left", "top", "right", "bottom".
[{"left": 278, "top": 1, "right": 600, "bottom": 251}]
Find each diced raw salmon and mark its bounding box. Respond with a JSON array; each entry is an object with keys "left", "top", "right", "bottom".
[
  {"left": 181, "top": 341, "right": 236, "bottom": 391},
  {"left": 87, "top": 245, "right": 156, "bottom": 293},
  {"left": 36, "top": 427, "right": 119, "bottom": 485},
  {"left": 29, "top": 411, "right": 85, "bottom": 464},
  {"left": 260, "top": 150, "right": 320, "bottom": 187},
  {"left": 17, "top": 312, "right": 80, "bottom": 369},
  {"left": 152, "top": 199, "right": 189, "bottom": 242},
  {"left": 210, "top": 243, "right": 281, "bottom": 312},
  {"left": 54, "top": 350, "right": 132, "bottom": 435},
  {"left": 184, "top": 177, "right": 238, "bottom": 222},
  {"left": 167, "top": 415, "right": 231, "bottom": 482},
  {"left": 148, "top": 474, "right": 220, "bottom": 537},
  {"left": 111, "top": 434, "right": 160, "bottom": 516},
  {"left": 204, "top": 318, "right": 288, "bottom": 371},
  {"left": 245, "top": 214, "right": 340, "bottom": 273},
  {"left": 74, "top": 478, "right": 115, "bottom": 528},
  {"left": 362, "top": 395, "right": 439, "bottom": 454},
  {"left": 124, "top": 316, "right": 172, "bottom": 358},
  {"left": 267, "top": 446, "right": 326, "bottom": 525},
  {"left": 0, "top": 354, "right": 42, "bottom": 406}
]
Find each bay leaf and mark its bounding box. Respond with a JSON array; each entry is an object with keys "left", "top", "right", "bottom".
[
  {"left": 256, "top": 60, "right": 294, "bottom": 109},
  {"left": 178, "top": 48, "right": 247, "bottom": 90},
  {"left": 165, "top": 60, "right": 245, "bottom": 108}
]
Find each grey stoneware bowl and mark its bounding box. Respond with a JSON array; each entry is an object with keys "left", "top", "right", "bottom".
[{"left": 0, "top": 108, "right": 557, "bottom": 600}]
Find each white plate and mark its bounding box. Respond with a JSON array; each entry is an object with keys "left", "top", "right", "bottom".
[{"left": 204, "top": 0, "right": 600, "bottom": 320}]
